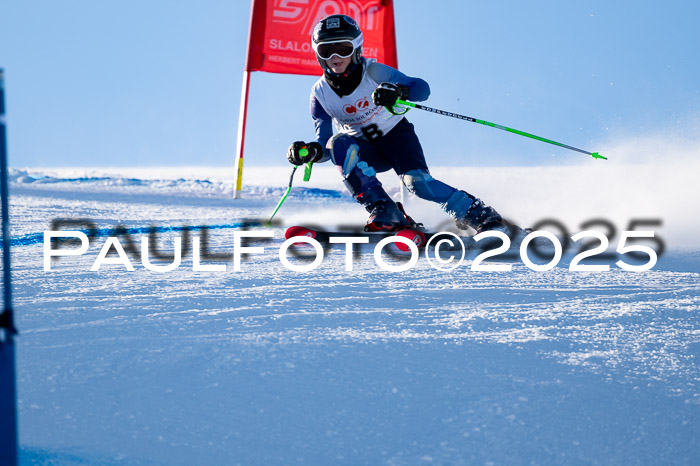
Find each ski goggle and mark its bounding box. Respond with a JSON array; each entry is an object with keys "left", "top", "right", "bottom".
[{"left": 313, "top": 35, "right": 363, "bottom": 60}]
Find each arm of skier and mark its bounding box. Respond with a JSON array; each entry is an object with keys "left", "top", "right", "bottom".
[
  {"left": 309, "top": 94, "right": 332, "bottom": 163},
  {"left": 367, "top": 62, "right": 430, "bottom": 102},
  {"left": 286, "top": 94, "right": 330, "bottom": 166}
]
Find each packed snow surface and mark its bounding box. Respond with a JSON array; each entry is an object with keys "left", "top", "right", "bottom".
[{"left": 9, "top": 165, "right": 700, "bottom": 464}]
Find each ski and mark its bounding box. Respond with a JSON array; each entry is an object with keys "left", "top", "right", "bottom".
[
  {"left": 285, "top": 225, "right": 427, "bottom": 250},
  {"left": 284, "top": 224, "right": 537, "bottom": 257},
  {"left": 284, "top": 225, "right": 496, "bottom": 253}
]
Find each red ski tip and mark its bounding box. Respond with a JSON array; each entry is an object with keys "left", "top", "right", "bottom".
[
  {"left": 395, "top": 229, "right": 426, "bottom": 251},
  {"left": 285, "top": 226, "right": 317, "bottom": 240}
]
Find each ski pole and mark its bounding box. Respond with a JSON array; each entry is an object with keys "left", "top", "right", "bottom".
[
  {"left": 268, "top": 165, "right": 298, "bottom": 224},
  {"left": 267, "top": 148, "right": 314, "bottom": 224},
  {"left": 394, "top": 99, "right": 606, "bottom": 160}
]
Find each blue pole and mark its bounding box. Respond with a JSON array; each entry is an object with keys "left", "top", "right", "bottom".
[{"left": 0, "top": 68, "right": 19, "bottom": 466}]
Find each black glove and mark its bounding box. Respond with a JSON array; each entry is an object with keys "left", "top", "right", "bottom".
[
  {"left": 372, "top": 82, "right": 410, "bottom": 107},
  {"left": 287, "top": 141, "right": 324, "bottom": 166}
]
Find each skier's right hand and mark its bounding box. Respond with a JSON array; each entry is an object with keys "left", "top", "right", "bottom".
[
  {"left": 287, "top": 141, "right": 323, "bottom": 165},
  {"left": 372, "top": 82, "right": 409, "bottom": 108}
]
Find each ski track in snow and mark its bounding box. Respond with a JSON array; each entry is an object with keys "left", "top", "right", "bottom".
[{"left": 9, "top": 167, "right": 700, "bottom": 464}]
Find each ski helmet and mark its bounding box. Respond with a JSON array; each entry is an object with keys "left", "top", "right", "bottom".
[{"left": 311, "top": 15, "right": 363, "bottom": 73}]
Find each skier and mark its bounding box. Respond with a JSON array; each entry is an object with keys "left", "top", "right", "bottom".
[{"left": 287, "top": 14, "right": 507, "bottom": 233}]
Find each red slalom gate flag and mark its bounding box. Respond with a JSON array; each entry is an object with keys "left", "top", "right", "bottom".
[
  {"left": 234, "top": 0, "right": 398, "bottom": 198},
  {"left": 246, "top": 0, "right": 398, "bottom": 75}
]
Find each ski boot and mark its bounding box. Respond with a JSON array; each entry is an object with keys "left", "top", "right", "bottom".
[
  {"left": 450, "top": 194, "right": 502, "bottom": 233},
  {"left": 443, "top": 190, "right": 522, "bottom": 234},
  {"left": 463, "top": 196, "right": 532, "bottom": 242},
  {"left": 358, "top": 186, "right": 415, "bottom": 232},
  {"left": 471, "top": 201, "right": 507, "bottom": 233}
]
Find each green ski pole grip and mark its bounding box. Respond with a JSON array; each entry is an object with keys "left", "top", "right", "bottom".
[{"left": 299, "top": 147, "right": 313, "bottom": 181}]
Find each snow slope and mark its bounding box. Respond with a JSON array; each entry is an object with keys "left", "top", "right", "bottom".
[{"left": 9, "top": 165, "right": 700, "bottom": 464}]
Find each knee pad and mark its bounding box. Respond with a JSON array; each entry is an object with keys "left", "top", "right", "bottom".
[
  {"left": 328, "top": 134, "right": 379, "bottom": 196},
  {"left": 401, "top": 169, "right": 456, "bottom": 203},
  {"left": 329, "top": 134, "right": 361, "bottom": 176},
  {"left": 401, "top": 169, "right": 434, "bottom": 197}
]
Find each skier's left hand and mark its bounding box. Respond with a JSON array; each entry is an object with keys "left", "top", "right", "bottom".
[
  {"left": 287, "top": 141, "right": 324, "bottom": 165},
  {"left": 372, "top": 82, "right": 409, "bottom": 107}
]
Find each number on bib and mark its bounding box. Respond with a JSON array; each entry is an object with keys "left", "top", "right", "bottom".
[{"left": 361, "top": 124, "right": 384, "bottom": 141}]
